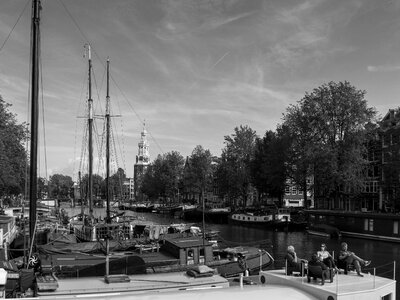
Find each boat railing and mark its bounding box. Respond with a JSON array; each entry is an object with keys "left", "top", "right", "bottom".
[{"left": 275, "top": 258, "right": 397, "bottom": 293}]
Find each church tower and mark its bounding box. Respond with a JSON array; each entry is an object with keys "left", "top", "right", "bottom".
[{"left": 134, "top": 122, "right": 150, "bottom": 201}]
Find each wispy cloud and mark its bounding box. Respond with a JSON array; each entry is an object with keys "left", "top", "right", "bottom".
[{"left": 367, "top": 65, "right": 400, "bottom": 72}]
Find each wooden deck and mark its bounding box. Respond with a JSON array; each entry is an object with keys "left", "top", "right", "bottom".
[{"left": 259, "top": 269, "right": 396, "bottom": 300}]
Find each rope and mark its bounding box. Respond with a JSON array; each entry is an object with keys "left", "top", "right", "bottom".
[
  {"left": 72, "top": 75, "right": 88, "bottom": 181},
  {"left": 0, "top": 0, "right": 30, "bottom": 54}
]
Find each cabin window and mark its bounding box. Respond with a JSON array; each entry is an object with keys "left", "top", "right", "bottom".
[
  {"left": 394, "top": 221, "right": 399, "bottom": 235},
  {"left": 364, "top": 219, "right": 374, "bottom": 231}
]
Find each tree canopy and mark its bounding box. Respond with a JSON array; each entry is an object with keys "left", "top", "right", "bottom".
[
  {"left": 183, "top": 145, "right": 213, "bottom": 201},
  {"left": 251, "top": 128, "right": 290, "bottom": 203},
  {"left": 217, "top": 125, "right": 257, "bottom": 207},
  {"left": 282, "top": 81, "right": 377, "bottom": 206},
  {"left": 141, "top": 151, "right": 185, "bottom": 203},
  {"left": 0, "top": 96, "right": 28, "bottom": 198},
  {"left": 49, "top": 174, "right": 73, "bottom": 199}
]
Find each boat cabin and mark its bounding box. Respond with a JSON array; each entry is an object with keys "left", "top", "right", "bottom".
[{"left": 162, "top": 237, "right": 214, "bottom": 265}]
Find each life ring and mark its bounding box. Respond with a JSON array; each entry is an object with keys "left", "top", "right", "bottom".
[{"left": 260, "top": 275, "right": 266, "bottom": 284}]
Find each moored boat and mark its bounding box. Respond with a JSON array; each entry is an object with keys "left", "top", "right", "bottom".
[
  {"left": 229, "top": 208, "right": 291, "bottom": 229},
  {"left": 35, "top": 235, "right": 273, "bottom": 279},
  {"left": 306, "top": 209, "right": 400, "bottom": 242}
]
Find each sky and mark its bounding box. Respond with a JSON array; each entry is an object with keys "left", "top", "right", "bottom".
[{"left": 1, "top": 0, "right": 400, "bottom": 181}]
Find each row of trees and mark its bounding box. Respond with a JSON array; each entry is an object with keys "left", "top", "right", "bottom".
[
  {"left": 0, "top": 81, "right": 379, "bottom": 209},
  {"left": 139, "top": 81, "right": 377, "bottom": 209},
  {"left": 45, "top": 168, "right": 128, "bottom": 201}
]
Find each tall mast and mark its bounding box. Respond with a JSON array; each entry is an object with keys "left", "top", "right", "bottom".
[
  {"left": 105, "top": 58, "right": 111, "bottom": 278},
  {"left": 29, "top": 0, "right": 41, "bottom": 242},
  {"left": 105, "top": 58, "right": 111, "bottom": 224},
  {"left": 85, "top": 44, "right": 94, "bottom": 221}
]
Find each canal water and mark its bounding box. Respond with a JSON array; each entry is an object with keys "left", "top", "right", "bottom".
[{"left": 65, "top": 207, "right": 399, "bottom": 297}]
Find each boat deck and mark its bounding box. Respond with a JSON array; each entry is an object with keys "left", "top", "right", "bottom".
[
  {"left": 260, "top": 269, "right": 396, "bottom": 300},
  {"left": 37, "top": 271, "right": 229, "bottom": 298}
]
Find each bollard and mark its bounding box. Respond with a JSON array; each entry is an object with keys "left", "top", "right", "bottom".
[
  {"left": 240, "top": 274, "right": 243, "bottom": 288},
  {"left": 245, "top": 269, "right": 249, "bottom": 277}
]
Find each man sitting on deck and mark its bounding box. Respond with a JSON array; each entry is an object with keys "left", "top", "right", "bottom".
[
  {"left": 338, "top": 242, "right": 371, "bottom": 277},
  {"left": 285, "top": 245, "right": 307, "bottom": 276}
]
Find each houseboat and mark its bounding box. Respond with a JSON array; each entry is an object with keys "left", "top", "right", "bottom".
[
  {"left": 35, "top": 236, "right": 273, "bottom": 279},
  {"left": 306, "top": 209, "right": 400, "bottom": 242},
  {"left": 229, "top": 208, "right": 291, "bottom": 229}
]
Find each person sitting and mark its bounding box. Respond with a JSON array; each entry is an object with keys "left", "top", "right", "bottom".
[
  {"left": 338, "top": 242, "right": 371, "bottom": 277},
  {"left": 285, "top": 245, "right": 307, "bottom": 276},
  {"left": 317, "top": 243, "right": 340, "bottom": 273},
  {"left": 307, "top": 253, "right": 332, "bottom": 285}
]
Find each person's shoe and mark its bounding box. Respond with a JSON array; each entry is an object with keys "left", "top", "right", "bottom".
[
  {"left": 357, "top": 273, "right": 364, "bottom": 277},
  {"left": 365, "top": 260, "right": 371, "bottom": 267}
]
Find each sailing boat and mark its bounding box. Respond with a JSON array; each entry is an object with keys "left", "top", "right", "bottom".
[
  {"left": 1, "top": 1, "right": 273, "bottom": 297},
  {"left": 69, "top": 46, "right": 139, "bottom": 243}
]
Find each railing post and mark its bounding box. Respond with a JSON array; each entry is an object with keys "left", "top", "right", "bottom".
[
  {"left": 373, "top": 267, "right": 376, "bottom": 289},
  {"left": 336, "top": 269, "right": 339, "bottom": 294},
  {"left": 285, "top": 260, "right": 288, "bottom": 276},
  {"left": 394, "top": 261, "right": 396, "bottom": 280}
]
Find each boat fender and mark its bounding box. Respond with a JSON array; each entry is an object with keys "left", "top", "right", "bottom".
[{"left": 260, "top": 275, "right": 266, "bottom": 284}]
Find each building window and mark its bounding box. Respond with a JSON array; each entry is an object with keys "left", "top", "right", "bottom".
[
  {"left": 291, "top": 187, "right": 297, "bottom": 195},
  {"left": 285, "top": 186, "right": 290, "bottom": 195}
]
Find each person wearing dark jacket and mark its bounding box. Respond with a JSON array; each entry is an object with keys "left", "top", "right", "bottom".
[
  {"left": 308, "top": 253, "right": 331, "bottom": 285},
  {"left": 285, "top": 245, "right": 307, "bottom": 275},
  {"left": 308, "top": 253, "right": 328, "bottom": 270}
]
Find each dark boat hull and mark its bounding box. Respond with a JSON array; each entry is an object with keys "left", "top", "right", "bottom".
[{"left": 39, "top": 248, "right": 273, "bottom": 279}]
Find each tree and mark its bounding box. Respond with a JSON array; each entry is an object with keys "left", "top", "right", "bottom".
[
  {"left": 183, "top": 145, "right": 213, "bottom": 206},
  {"left": 251, "top": 127, "right": 290, "bottom": 205},
  {"left": 216, "top": 125, "right": 257, "bottom": 208},
  {"left": 49, "top": 174, "right": 73, "bottom": 199},
  {"left": 141, "top": 151, "right": 185, "bottom": 203},
  {"left": 0, "top": 96, "right": 28, "bottom": 198},
  {"left": 163, "top": 151, "right": 185, "bottom": 203},
  {"left": 80, "top": 173, "right": 103, "bottom": 201},
  {"left": 109, "top": 168, "right": 127, "bottom": 201},
  {"left": 38, "top": 177, "right": 47, "bottom": 199},
  {"left": 282, "top": 81, "right": 377, "bottom": 209}
]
